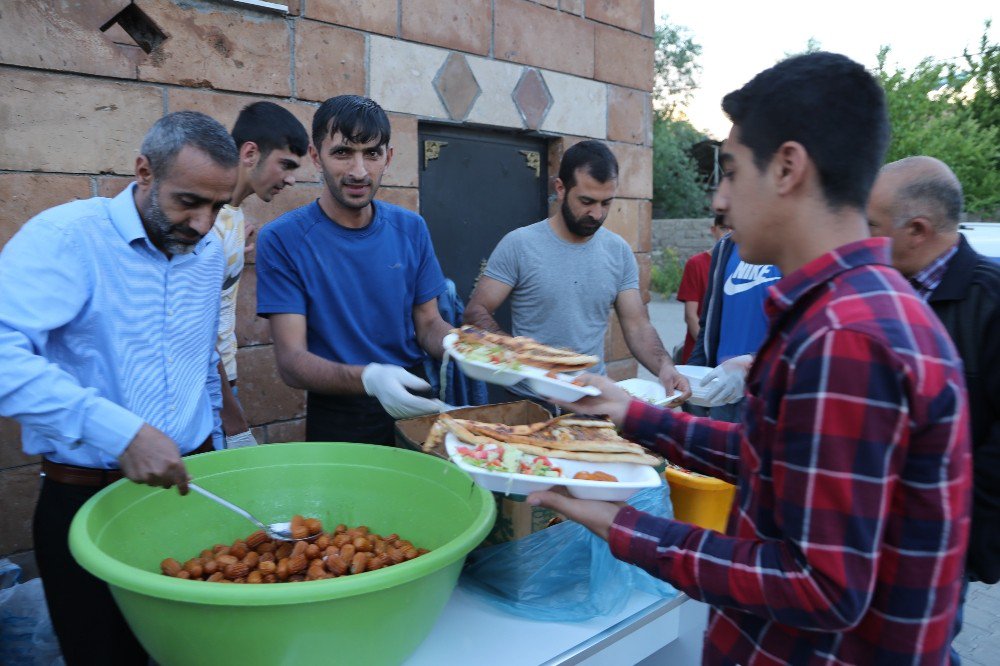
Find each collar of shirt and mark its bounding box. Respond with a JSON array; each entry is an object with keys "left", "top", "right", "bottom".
[
  {"left": 908, "top": 239, "right": 960, "bottom": 301},
  {"left": 315, "top": 199, "right": 385, "bottom": 240},
  {"left": 764, "top": 237, "right": 893, "bottom": 321},
  {"left": 108, "top": 182, "right": 210, "bottom": 258}
]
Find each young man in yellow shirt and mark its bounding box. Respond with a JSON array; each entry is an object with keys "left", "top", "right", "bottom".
[{"left": 212, "top": 101, "right": 309, "bottom": 447}]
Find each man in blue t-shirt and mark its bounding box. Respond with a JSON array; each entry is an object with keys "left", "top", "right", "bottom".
[
  {"left": 689, "top": 225, "right": 781, "bottom": 422},
  {"left": 255, "top": 95, "right": 452, "bottom": 444}
]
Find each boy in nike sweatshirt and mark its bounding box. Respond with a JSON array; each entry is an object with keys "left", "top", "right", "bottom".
[{"left": 688, "top": 224, "right": 781, "bottom": 422}]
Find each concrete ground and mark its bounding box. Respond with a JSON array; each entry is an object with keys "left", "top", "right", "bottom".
[
  {"left": 641, "top": 296, "right": 1000, "bottom": 664},
  {"left": 639, "top": 295, "right": 688, "bottom": 382}
]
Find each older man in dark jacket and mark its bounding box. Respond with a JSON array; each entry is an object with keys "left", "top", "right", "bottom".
[{"left": 868, "top": 155, "right": 1000, "bottom": 661}]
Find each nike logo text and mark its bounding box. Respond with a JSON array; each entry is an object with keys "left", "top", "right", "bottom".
[{"left": 723, "top": 262, "right": 780, "bottom": 295}]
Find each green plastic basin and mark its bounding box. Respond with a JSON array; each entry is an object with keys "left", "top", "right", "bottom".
[{"left": 69, "top": 442, "right": 495, "bottom": 666}]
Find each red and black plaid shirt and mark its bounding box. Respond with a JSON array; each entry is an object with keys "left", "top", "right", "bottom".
[{"left": 610, "top": 238, "right": 971, "bottom": 665}]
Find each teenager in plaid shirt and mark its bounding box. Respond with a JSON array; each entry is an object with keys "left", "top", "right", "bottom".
[{"left": 530, "top": 53, "right": 971, "bottom": 665}]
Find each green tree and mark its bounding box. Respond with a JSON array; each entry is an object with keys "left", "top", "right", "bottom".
[
  {"left": 783, "top": 37, "right": 822, "bottom": 60},
  {"left": 653, "top": 15, "right": 702, "bottom": 114},
  {"left": 959, "top": 22, "right": 1000, "bottom": 143},
  {"left": 876, "top": 40, "right": 1000, "bottom": 217},
  {"left": 651, "top": 114, "right": 711, "bottom": 217},
  {"left": 651, "top": 14, "right": 712, "bottom": 218}
]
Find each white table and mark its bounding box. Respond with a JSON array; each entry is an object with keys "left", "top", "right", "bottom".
[{"left": 406, "top": 583, "right": 708, "bottom": 665}]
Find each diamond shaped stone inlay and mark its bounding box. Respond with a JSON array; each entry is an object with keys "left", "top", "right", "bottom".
[
  {"left": 512, "top": 68, "right": 553, "bottom": 130},
  {"left": 433, "top": 53, "right": 481, "bottom": 121}
]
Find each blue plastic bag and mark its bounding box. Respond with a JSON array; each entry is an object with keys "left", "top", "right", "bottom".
[
  {"left": 460, "top": 483, "right": 678, "bottom": 621},
  {"left": 0, "top": 559, "right": 64, "bottom": 666}
]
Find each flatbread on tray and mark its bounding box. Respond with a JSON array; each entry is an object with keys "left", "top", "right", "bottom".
[
  {"left": 431, "top": 414, "right": 662, "bottom": 467},
  {"left": 490, "top": 443, "right": 660, "bottom": 466},
  {"left": 451, "top": 325, "right": 599, "bottom": 373},
  {"left": 459, "top": 421, "right": 646, "bottom": 454}
]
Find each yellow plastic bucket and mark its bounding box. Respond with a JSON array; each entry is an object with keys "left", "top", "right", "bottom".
[{"left": 663, "top": 465, "right": 736, "bottom": 533}]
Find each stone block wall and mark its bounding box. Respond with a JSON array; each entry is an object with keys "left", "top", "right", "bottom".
[
  {"left": 0, "top": 0, "right": 655, "bottom": 558},
  {"left": 652, "top": 217, "right": 716, "bottom": 264}
]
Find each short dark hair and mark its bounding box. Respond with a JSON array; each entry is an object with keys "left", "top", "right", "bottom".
[
  {"left": 140, "top": 111, "right": 238, "bottom": 179},
  {"left": 312, "top": 95, "right": 391, "bottom": 151},
  {"left": 721, "top": 52, "right": 889, "bottom": 210},
  {"left": 558, "top": 140, "right": 619, "bottom": 190},
  {"left": 231, "top": 101, "right": 309, "bottom": 157}
]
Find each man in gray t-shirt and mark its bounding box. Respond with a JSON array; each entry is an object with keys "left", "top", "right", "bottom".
[
  {"left": 465, "top": 140, "right": 690, "bottom": 401},
  {"left": 483, "top": 220, "right": 636, "bottom": 374}
]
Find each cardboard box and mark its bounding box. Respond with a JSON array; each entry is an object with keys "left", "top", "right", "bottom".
[{"left": 395, "top": 401, "right": 558, "bottom": 545}]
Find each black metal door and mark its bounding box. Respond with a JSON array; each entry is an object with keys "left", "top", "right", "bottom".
[
  {"left": 419, "top": 125, "right": 548, "bottom": 326},
  {"left": 419, "top": 125, "right": 548, "bottom": 403}
]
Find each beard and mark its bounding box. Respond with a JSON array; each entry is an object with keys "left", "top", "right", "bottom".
[
  {"left": 562, "top": 198, "right": 604, "bottom": 238},
  {"left": 142, "top": 185, "right": 203, "bottom": 256},
  {"left": 321, "top": 165, "right": 379, "bottom": 211}
]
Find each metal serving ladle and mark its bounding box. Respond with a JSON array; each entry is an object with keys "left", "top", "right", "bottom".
[{"left": 188, "top": 483, "right": 307, "bottom": 542}]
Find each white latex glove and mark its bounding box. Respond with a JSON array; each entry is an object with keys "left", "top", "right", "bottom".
[
  {"left": 362, "top": 363, "right": 442, "bottom": 420},
  {"left": 701, "top": 354, "right": 754, "bottom": 405},
  {"left": 224, "top": 431, "right": 258, "bottom": 449}
]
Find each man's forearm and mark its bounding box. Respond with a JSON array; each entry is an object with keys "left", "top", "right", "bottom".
[
  {"left": 418, "top": 317, "right": 453, "bottom": 360},
  {"left": 623, "top": 399, "right": 743, "bottom": 482},
  {"left": 608, "top": 506, "right": 873, "bottom": 631},
  {"left": 276, "top": 348, "right": 365, "bottom": 395},
  {"left": 623, "top": 321, "right": 672, "bottom": 375},
  {"left": 685, "top": 318, "right": 699, "bottom": 340},
  {"left": 462, "top": 303, "right": 508, "bottom": 335},
  {"left": 683, "top": 302, "right": 700, "bottom": 340}
]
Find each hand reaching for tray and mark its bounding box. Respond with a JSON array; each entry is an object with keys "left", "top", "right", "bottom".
[
  {"left": 549, "top": 374, "right": 632, "bottom": 427},
  {"left": 658, "top": 363, "right": 692, "bottom": 403}
]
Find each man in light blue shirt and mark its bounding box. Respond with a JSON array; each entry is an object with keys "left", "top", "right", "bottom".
[{"left": 0, "top": 111, "right": 237, "bottom": 664}]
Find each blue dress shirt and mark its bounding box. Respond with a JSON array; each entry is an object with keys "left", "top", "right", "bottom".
[{"left": 0, "top": 183, "right": 224, "bottom": 468}]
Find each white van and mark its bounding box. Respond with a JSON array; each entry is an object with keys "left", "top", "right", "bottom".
[{"left": 959, "top": 223, "right": 1000, "bottom": 263}]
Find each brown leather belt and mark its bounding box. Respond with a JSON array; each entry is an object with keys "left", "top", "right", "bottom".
[{"left": 41, "top": 436, "right": 215, "bottom": 488}]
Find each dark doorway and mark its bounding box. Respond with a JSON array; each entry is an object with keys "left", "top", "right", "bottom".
[{"left": 419, "top": 125, "right": 549, "bottom": 402}]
